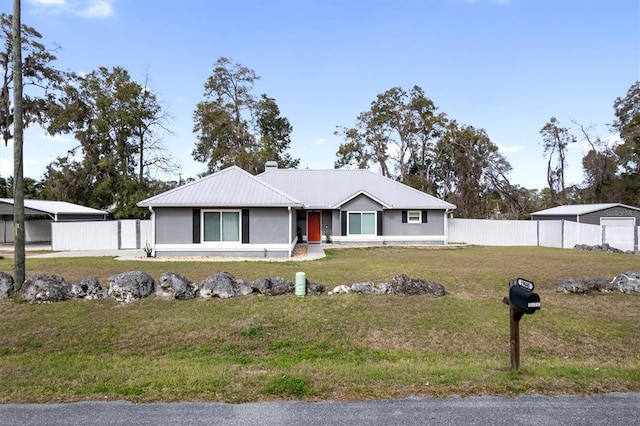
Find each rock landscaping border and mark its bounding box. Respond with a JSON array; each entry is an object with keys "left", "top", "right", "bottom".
[{"left": 0, "top": 270, "right": 448, "bottom": 303}]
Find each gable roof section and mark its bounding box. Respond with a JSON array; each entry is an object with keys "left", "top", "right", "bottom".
[
  {"left": 335, "top": 190, "right": 392, "bottom": 209},
  {"left": 138, "top": 166, "right": 303, "bottom": 208},
  {"left": 531, "top": 203, "right": 640, "bottom": 216},
  {"left": 258, "top": 169, "right": 456, "bottom": 210},
  {"left": 0, "top": 198, "right": 107, "bottom": 219}
]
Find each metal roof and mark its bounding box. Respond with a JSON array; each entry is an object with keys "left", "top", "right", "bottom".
[
  {"left": 138, "top": 166, "right": 303, "bottom": 208},
  {"left": 0, "top": 198, "right": 107, "bottom": 219},
  {"left": 258, "top": 168, "right": 456, "bottom": 210},
  {"left": 531, "top": 203, "right": 640, "bottom": 216}
]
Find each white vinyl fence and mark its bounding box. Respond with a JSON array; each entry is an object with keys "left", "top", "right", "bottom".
[
  {"left": 449, "top": 219, "right": 638, "bottom": 251},
  {"left": 48, "top": 218, "right": 638, "bottom": 252},
  {"left": 52, "top": 220, "right": 152, "bottom": 251}
]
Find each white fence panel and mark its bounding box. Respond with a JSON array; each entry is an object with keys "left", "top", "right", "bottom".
[
  {"left": 448, "top": 218, "right": 538, "bottom": 246},
  {"left": 119, "top": 220, "right": 139, "bottom": 249},
  {"left": 565, "top": 222, "right": 602, "bottom": 248},
  {"left": 25, "top": 220, "right": 52, "bottom": 242},
  {"left": 52, "top": 221, "right": 118, "bottom": 251},
  {"left": 603, "top": 225, "right": 635, "bottom": 251},
  {"left": 564, "top": 221, "right": 602, "bottom": 248},
  {"left": 140, "top": 220, "right": 153, "bottom": 248},
  {"left": 538, "top": 221, "right": 562, "bottom": 247}
]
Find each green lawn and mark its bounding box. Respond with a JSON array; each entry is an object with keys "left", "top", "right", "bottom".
[{"left": 0, "top": 246, "right": 638, "bottom": 402}]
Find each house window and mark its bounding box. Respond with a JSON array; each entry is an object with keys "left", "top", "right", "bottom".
[
  {"left": 407, "top": 210, "right": 421, "bottom": 223},
  {"left": 348, "top": 212, "right": 376, "bottom": 235},
  {"left": 203, "top": 211, "right": 240, "bottom": 242}
]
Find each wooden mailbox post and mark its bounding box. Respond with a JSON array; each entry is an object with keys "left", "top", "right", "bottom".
[{"left": 503, "top": 278, "right": 541, "bottom": 371}]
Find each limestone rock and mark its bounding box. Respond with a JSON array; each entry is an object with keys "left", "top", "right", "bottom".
[
  {"left": 328, "top": 285, "right": 351, "bottom": 295},
  {"left": 251, "top": 277, "right": 294, "bottom": 296},
  {"left": 306, "top": 279, "right": 326, "bottom": 295},
  {"left": 351, "top": 281, "right": 389, "bottom": 295},
  {"left": 20, "top": 274, "right": 71, "bottom": 303},
  {"left": 0, "top": 271, "right": 14, "bottom": 299},
  {"left": 611, "top": 272, "right": 640, "bottom": 293},
  {"left": 108, "top": 271, "right": 154, "bottom": 303},
  {"left": 574, "top": 243, "right": 627, "bottom": 254},
  {"left": 156, "top": 272, "right": 198, "bottom": 300},
  {"left": 200, "top": 272, "right": 252, "bottom": 299},
  {"left": 388, "top": 274, "right": 446, "bottom": 296},
  {"left": 71, "top": 277, "right": 107, "bottom": 299}
]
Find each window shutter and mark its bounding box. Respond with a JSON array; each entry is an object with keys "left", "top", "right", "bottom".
[
  {"left": 341, "top": 211, "right": 347, "bottom": 236},
  {"left": 402, "top": 211, "right": 407, "bottom": 223},
  {"left": 422, "top": 210, "right": 428, "bottom": 223},
  {"left": 242, "top": 209, "right": 250, "bottom": 244},
  {"left": 192, "top": 209, "right": 201, "bottom": 243},
  {"left": 377, "top": 210, "right": 383, "bottom": 236}
]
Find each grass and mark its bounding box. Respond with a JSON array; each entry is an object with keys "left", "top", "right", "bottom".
[{"left": 0, "top": 245, "right": 638, "bottom": 403}]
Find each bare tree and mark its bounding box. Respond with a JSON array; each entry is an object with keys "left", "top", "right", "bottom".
[{"left": 540, "top": 117, "right": 576, "bottom": 206}]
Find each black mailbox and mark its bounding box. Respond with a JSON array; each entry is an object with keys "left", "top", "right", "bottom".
[{"left": 509, "top": 285, "right": 540, "bottom": 314}]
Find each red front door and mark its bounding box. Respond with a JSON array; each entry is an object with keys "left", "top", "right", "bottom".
[{"left": 307, "top": 212, "right": 321, "bottom": 243}]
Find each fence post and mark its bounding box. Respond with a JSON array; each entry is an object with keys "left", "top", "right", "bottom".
[
  {"left": 136, "top": 219, "right": 141, "bottom": 249},
  {"left": 117, "top": 220, "right": 122, "bottom": 250}
]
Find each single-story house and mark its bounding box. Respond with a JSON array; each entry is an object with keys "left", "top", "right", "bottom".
[
  {"left": 138, "top": 164, "right": 456, "bottom": 258},
  {"left": 530, "top": 203, "right": 640, "bottom": 227}
]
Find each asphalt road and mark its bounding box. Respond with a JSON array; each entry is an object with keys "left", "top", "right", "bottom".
[{"left": 1, "top": 393, "right": 638, "bottom": 426}]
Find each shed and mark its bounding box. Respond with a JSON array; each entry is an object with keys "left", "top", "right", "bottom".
[
  {"left": 530, "top": 203, "right": 640, "bottom": 226},
  {"left": 0, "top": 199, "right": 108, "bottom": 222},
  {"left": 0, "top": 199, "right": 107, "bottom": 244}
]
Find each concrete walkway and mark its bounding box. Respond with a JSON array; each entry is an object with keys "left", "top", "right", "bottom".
[{"left": 19, "top": 243, "right": 325, "bottom": 262}]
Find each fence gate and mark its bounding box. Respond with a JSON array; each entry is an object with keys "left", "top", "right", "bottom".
[{"left": 119, "top": 220, "right": 139, "bottom": 249}]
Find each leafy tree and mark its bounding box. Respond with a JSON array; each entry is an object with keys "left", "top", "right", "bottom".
[
  {"left": 336, "top": 86, "right": 516, "bottom": 218},
  {"left": 254, "top": 94, "right": 299, "bottom": 172},
  {"left": 193, "top": 57, "right": 298, "bottom": 175},
  {"left": 540, "top": 117, "right": 576, "bottom": 206},
  {"left": 335, "top": 86, "right": 445, "bottom": 183},
  {"left": 611, "top": 81, "right": 640, "bottom": 205},
  {"left": 0, "top": 12, "right": 62, "bottom": 144},
  {"left": 574, "top": 121, "right": 619, "bottom": 203},
  {"left": 43, "top": 66, "right": 175, "bottom": 218},
  {"left": 434, "top": 122, "right": 509, "bottom": 218}
]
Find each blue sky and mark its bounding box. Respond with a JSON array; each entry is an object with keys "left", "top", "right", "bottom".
[{"left": 2, "top": 0, "right": 639, "bottom": 190}]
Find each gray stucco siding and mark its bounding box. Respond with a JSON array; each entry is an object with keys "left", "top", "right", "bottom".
[
  {"left": 384, "top": 210, "right": 445, "bottom": 236},
  {"left": 531, "top": 214, "right": 575, "bottom": 222},
  {"left": 249, "top": 208, "right": 290, "bottom": 244},
  {"left": 341, "top": 194, "right": 383, "bottom": 211},
  {"left": 155, "top": 207, "right": 291, "bottom": 245},
  {"left": 532, "top": 206, "right": 640, "bottom": 225},
  {"left": 154, "top": 208, "right": 193, "bottom": 244},
  {"left": 581, "top": 206, "right": 640, "bottom": 225}
]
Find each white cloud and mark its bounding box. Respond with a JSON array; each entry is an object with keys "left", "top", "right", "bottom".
[
  {"left": 28, "top": 0, "right": 114, "bottom": 18},
  {"left": 315, "top": 137, "right": 326, "bottom": 145},
  {"left": 77, "top": 0, "right": 113, "bottom": 18}
]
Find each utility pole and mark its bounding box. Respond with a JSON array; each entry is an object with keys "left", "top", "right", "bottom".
[{"left": 12, "top": 0, "right": 25, "bottom": 290}]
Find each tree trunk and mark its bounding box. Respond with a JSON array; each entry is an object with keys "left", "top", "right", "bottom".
[{"left": 12, "top": 0, "right": 25, "bottom": 290}]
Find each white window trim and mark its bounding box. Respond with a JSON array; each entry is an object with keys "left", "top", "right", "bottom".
[
  {"left": 201, "top": 209, "right": 241, "bottom": 243},
  {"left": 347, "top": 211, "right": 377, "bottom": 236},
  {"left": 407, "top": 210, "right": 422, "bottom": 224}
]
